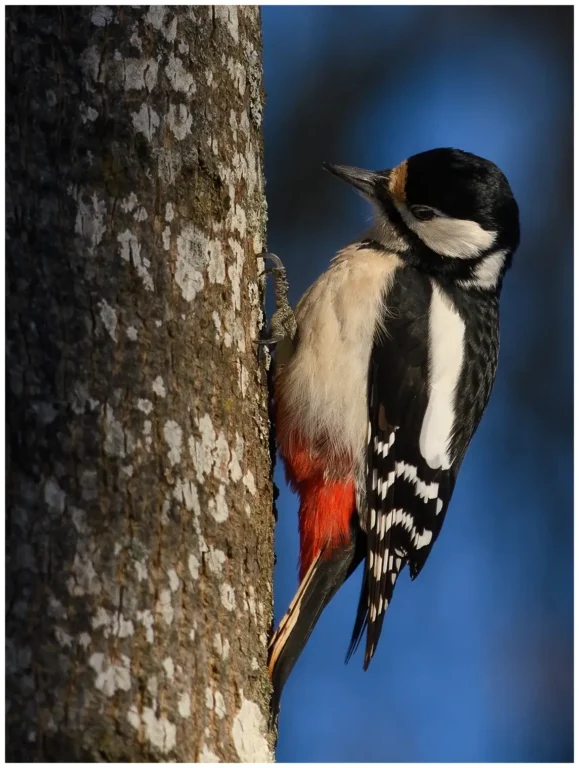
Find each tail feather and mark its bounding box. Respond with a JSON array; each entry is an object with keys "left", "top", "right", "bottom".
[
  {"left": 345, "top": 560, "right": 369, "bottom": 664},
  {"left": 268, "top": 527, "right": 364, "bottom": 716}
]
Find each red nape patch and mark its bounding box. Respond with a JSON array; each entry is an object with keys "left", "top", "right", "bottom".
[{"left": 281, "top": 439, "right": 356, "bottom": 581}]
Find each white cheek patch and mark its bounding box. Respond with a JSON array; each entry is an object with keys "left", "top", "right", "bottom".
[
  {"left": 458, "top": 248, "right": 508, "bottom": 290},
  {"left": 395, "top": 202, "right": 497, "bottom": 259},
  {"left": 419, "top": 282, "right": 465, "bottom": 470}
]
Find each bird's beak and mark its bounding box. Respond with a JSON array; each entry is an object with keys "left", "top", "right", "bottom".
[{"left": 323, "top": 163, "right": 389, "bottom": 200}]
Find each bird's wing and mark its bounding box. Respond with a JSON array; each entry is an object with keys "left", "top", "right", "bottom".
[{"left": 350, "top": 270, "right": 460, "bottom": 668}]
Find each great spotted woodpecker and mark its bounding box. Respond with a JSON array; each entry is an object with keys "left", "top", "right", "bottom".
[{"left": 265, "top": 148, "right": 520, "bottom": 714}]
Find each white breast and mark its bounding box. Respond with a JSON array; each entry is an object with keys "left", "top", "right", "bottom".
[{"left": 278, "top": 246, "right": 401, "bottom": 462}]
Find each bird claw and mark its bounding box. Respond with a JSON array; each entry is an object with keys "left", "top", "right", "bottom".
[
  {"left": 258, "top": 251, "right": 297, "bottom": 352},
  {"left": 261, "top": 252, "right": 285, "bottom": 272}
]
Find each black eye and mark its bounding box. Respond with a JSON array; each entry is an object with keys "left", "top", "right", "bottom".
[{"left": 410, "top": 205, "right": 436, "bottom": 222}]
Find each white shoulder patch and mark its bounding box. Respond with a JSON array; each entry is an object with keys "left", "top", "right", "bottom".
[{"left": 419, "top": 282, "right": 465, "bottom": 469}]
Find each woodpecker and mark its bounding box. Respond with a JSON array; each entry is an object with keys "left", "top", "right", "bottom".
[{"left": 265, "top": 148, "right": 520, "bottom": 714}]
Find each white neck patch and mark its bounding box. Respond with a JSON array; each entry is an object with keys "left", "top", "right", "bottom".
[
  {"left": 458, "top": 248, "right": 509, "bottom": 290},
  {"left": 419, "top": 282, "right": 466, "bottom": 470},
  {"left": 395, "top": 202, "right": 497, "bottom": 259}
]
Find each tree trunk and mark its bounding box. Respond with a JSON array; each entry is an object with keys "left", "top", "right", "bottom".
[{"left": 6, "top": 6, "right": 274, "bottom": 762}]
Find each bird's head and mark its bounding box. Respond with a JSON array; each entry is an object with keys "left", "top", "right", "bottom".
[{"left": 324, "top": 148, "right": 520, "bottom": 291}]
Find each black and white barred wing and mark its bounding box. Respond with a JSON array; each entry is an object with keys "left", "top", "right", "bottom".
[{"left": 352, "top": 272, "right": 458, "bottom": 668}]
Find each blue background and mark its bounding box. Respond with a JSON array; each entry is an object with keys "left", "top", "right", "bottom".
[{"left": 261, "top": 6, "right": 573, "bottom": 763}]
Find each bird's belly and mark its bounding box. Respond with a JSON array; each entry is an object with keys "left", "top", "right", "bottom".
[
  {"left": 273, "top": 247, "right": 401, "bottom": 575},
  {"left": 275, "top": 247, "right": 400, "bottom": 468}
]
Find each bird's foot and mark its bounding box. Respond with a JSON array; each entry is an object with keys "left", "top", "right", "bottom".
[{"left": 258, "top": 252, "right": 297, "bottom": 349}]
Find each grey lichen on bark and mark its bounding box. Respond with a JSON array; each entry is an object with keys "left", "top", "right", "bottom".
[{"left": 6, "top": 5, "right": 274, "bottom": 762}]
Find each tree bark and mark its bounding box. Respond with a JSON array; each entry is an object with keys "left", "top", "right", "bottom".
[{"left": 6, "top": 6, "right": 274, "bottom": 762}]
